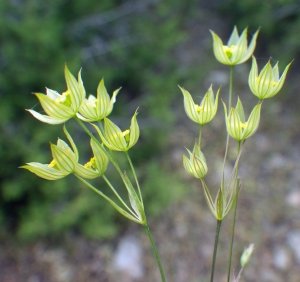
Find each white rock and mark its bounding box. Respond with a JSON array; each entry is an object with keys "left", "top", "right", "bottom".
[
  {"left": 113, "top": 235, "right": 143, "bottom": 279},
  {"left": 286, "top": 230, "right": 300, "bottom": 264}
]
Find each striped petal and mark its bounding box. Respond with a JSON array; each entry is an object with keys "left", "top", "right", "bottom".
[
  {"left": 21, "top": 162, "right": 67, "bottom": 180},
  {"left": 27, "top": 109, "right": 68, "bottom": 124}
]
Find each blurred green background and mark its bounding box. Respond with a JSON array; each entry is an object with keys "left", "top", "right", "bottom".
[{"left": 1, "top": 0, "right": 300, "bottom": 281}]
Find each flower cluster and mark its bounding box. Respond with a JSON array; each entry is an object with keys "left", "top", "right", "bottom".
[{"left": 22, "top": 65, "right": 144, "bottom": 225}]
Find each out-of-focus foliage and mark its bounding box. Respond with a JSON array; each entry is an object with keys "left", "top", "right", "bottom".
[
  {"left": 219, "top": 0, "right": 299, "bottom": 64},
  {"left": 0, "top": 0, "right": 196, "bottom": 241}
]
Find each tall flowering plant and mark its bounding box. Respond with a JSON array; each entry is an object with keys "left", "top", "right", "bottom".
[{"left": 22, "top": 26, "right": 292, "bottom": 281}]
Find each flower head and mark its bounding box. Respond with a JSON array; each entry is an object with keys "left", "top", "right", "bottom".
[
  {"left": 75, "top": 138, "right": 109, "bottom": 179},
  {"left": 183, "top": 143, "right": 208, "bottom": 179},
  {"left": 92, "top": 110, "right": 140, "bottom": 152},
  {"left": 21, "top": 126, "right": 79, "bottom": 180},
  {"left": 77, "top": 79, "right": 120, "bottom": 122},
  {"left": 21, "top": 126, "right": 109, "bottom": 180},
  {"left": 27, "top": 65, "right": 86, "bottom": 124},
  {"left": 211, "top": 26, "right": 259, "bottom": 65},
  {"left": 223, "top": 98, "right": 261, "bottom": 141},
  {"left": 249, "top": 56, "right": 292, "bottom": 100},
  {"left": 180, "top": 85, "right": 220, "bottom": 125}
]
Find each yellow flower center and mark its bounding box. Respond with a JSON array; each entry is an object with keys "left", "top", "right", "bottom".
[
  {"left": 84, "top": 157, "right": 97, "bottom": 170},
  {"left": 55, "top": 90, "right": 72, "bottom": 107},
  {"left": 195, "top": 105, "right": 203, "bottom": 112},
  {"left": 48, "top": 159, "right": 59, "bottom": 170},
  {"left": 122, "top": 129, "right": 130, "bottom": 142},
  {"left": 223, "top": 45, "right": 236, "bottom": 59},
  {"left": 255, "top": 77, "right": 278, "bottom": 87},
  {"left": 240, "top": 122, "right": 247, "bottom": 129}
]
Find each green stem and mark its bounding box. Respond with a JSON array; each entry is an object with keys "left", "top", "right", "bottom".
[
  {"left": 143, "top": 223, "right": 166, "bottom": 282},
  {"left": 227, "top": 187, "right": 239, "bottom": 282},
  {"left": 227, "top": 141, "right": 242, "bottom": 282},
  {"left": 211, "top": 219, "right": 222, "bottom": 282},
  {"left": 125, "top": 151, "right": 143, "bottom": 206},
  {"left": 198, "top": 124, "right": 203, "bottom": 148},
  {"left": 221, "top": 66, "right": 234, "bottom": 194}
]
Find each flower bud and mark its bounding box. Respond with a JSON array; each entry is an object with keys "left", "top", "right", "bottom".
[
  {"left": 183, "top": 144, "right": 208, "bottom": 179},
  {"left": 240, "top": 244, "right": 255, "bottom": 268}
]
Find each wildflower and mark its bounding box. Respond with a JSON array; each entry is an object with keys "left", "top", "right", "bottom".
[
  {"left": 223, "top": 98, "right": 261, "bottom": 141},
  {"left": 21, "top": 126, "right": 79, "bottom": 180},
  {"left": 180, "top": 85, "right": 220, "bottom": 125},
  {"left": 27, "top": 65, "right": 85, "bottom": 124},
  {"left": 183, "top": 143, "right": 208, "bottom": 179},
  {"left": 77, "top": 79, "right": 121, "bottom": 122},
  {"left": 93, "top": 110, "right": 140, "bottom": 152},
  {"left": 249, "top": 56, "right": 292, "bottom": 100},
  {"left": 211, "top": 26, "right": 259, "bottom": 65},
  {"left": 75, "top": 139, "right": 109, "bottom": 179}
]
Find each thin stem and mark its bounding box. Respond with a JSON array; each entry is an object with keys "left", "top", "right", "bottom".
[
  {"left": 102, "top": 174, "right": 133, "bottom": 213},
  {"left": 221, "top": 66, "right": 234, "bottom": 194},
  {"left": 143, "top": 223, "right": 166, "bottom": 282},
  {"left": 198, "top": 124, "right": 203, "bottom": 148},
  {"left": 74, "top": 174, "right": 141, "bottom": 223},
  {"left": 234, "top": 267, "right": 244, "bottom": 282},
  {"left": 211, "top": 219, "right": 222, "bottom": 282},
  {"left": 227, "top": 186, "right": 239, "bottom": 282},
  {"left": 125, "top": 151, "right": 143, "bottom": 206},
  {"left": 227, "top": 141, "right": 242, "bottom": 282}
]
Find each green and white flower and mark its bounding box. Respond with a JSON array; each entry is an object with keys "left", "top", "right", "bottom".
[
  {"left": 223, "top": 98, "right": 261, "bottom": 141},
  {"left": 249, "top": 56, "right": 292, "bottom": 100},
  {"left": 211, "top": 26, "right": 259, "bottom": 65},
  {"left": 77, "top": 79, "right": 120, "bottom": 122},
  {"left": 27, "top": 65, "right": 85, "bottom": 124},
  {"left": 180, "top": 85, "right": 220, "bottom": 125}
]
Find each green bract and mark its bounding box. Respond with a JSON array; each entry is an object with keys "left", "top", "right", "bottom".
[
  {"left": 77, "top": 79, "right": 121, "bottom": 122},
  {"left": 180, "top": 85, "right": 220, "bottom": 125},
  {"left": 223, "top": 98, "right": 261, "bottom": 141},
  {"left": 27, "top": 65, "right": 85, "bottom": 124},
  {"left": 183, "top": 144, "right": 208, "bottom": 179},
  {"left": 93, "top": 110, "right": 140, "bottom": 152},
  {"left": 249, "top": 56, "right": 292, "bottom": 100},
  {"left": 210, "top": 26, "right": 259, "bottom": 66}
]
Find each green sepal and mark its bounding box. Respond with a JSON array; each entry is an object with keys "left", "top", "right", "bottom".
[
  {"left": 64, "top": 64, "right": 83, "bottom": 111},
  {"left": 51, "top": 143, "right": 76, "bottom": 174},
  {"left": 90, "top": 138, "right": 109, "bottom": 175}
]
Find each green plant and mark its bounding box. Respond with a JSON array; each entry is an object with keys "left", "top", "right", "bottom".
[{"left": 21, "top": 24, "right": 292, "bottom": 281}]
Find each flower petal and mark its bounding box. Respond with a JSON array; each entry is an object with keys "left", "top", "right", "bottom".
[
  {"left": 27, "top": 109, "right": 68, "bottom": 124},
  {"left": 21, "top": 162, "right": 67, "bottom": 180}
]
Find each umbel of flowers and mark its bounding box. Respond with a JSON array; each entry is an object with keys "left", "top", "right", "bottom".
[{"left": 21, "top": 25, "right": 292, "bottom": 282}]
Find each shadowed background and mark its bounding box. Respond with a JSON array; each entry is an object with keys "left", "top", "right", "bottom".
[{"left": 0, "top": 0, "right": 300, "bottom": 281}]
